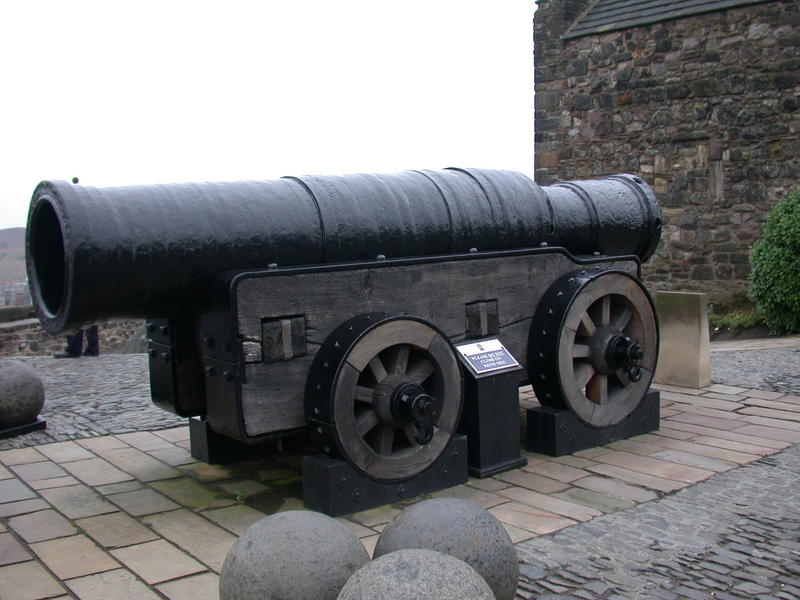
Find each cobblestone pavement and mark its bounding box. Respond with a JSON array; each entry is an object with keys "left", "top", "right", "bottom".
[
  {"left": 516, "top": 445, "right": 800, "bottom": 599},
  {"left": 711, "top": 337, "right": 800, "bottom": 396},
  {"left": 1, "top": 355, "right": 185, "bottom": 449}
]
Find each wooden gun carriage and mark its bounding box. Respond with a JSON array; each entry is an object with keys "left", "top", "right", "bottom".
[{"left": 26, "top": 168, "right": 661, "bottom": 493}]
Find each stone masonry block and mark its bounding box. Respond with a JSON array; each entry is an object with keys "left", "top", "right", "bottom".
[{"left": 653, "top": 291, "right": 710, "bottom": 389}]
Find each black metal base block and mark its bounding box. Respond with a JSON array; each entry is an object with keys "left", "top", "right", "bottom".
[
  {"left": 469, "top": 455, "right": 528, "bottom": 479},
  {"left": 190, "top": 418, "right": 255, "bottom": 464},
  {"left": 303, "top": 434, "right": 468, "bottom": 517},
  {"left": 459, "top": 372, "right": 527, "bottom": 478},
  {"left": 527, "top": 390, "right": 660, "bottom": 457},
  {"left": 0, "top": 419, "right": 46, "bottom": 440},
  {"left": 189, "top": 418, "right": 308, "bottom": 464}
]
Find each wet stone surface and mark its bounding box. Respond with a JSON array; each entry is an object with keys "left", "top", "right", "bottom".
[
  {"left": 0, "top": 355, "right": 184, "bottom": 449},
  {"left": 2, "top": 346, "right": 800, "bottom": 600},
  {"left": 711, "top": 343, "right": 800, "bottom": 395},
  {"left": 516, "top": 445, "right": 800, "bottom": 599}
]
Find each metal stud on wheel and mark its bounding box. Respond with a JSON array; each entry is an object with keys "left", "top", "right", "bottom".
[
  {"left": 306, "top": 314, "right": 462, "bottom": 483},
  {"left": 528, "top": 269, "right": 658, "bottom": 428}
]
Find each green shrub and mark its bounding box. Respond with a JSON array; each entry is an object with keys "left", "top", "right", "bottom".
[
  {"left": 748, "top": 190, "right": 800, "bottom": 334},
  {"left": 708, "top": 307, "right": 763, "bottom": 334}
]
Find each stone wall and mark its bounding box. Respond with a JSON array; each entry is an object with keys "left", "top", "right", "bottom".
[
  {"left": 534, "top": 0, "right": 799, "bottom": 301},
  {"left": 0, "top": 316, "right": 145, "bottom": 357}
]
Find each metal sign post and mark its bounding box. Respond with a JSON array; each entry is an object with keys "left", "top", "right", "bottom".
[{"left": 456, "top": 339, "right": 527, "bottom": 478}]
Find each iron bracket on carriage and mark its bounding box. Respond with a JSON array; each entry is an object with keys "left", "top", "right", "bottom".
[{"left": 25, "top": 168, "right": 662, "bottom": 515}]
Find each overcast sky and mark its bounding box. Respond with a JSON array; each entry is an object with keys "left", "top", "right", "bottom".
[{"left": 0, "top": 1, "right": 535, "bottom": 230}]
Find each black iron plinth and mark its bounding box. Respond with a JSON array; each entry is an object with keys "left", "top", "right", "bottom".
[
  {"left": 527, "top": 390, "right": 660, "bottom": 457},
  {"left": 190, "top": 418, "right": 256, "bottom": 463},
  {"left": 303, "top": 434, "right": 468, "bottom": 517},
  {"left": 458, "top": 372, "right": 527, "bottom": 478},
  {"left": 189, "top": 418, "right": 307, "bottom": 464},
  {"left": 0, "top": 419, "right": 46, "bottom": 440}
]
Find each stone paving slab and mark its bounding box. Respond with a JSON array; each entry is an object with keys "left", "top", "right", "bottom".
[
  {"left": 66, "top": 568, "right": 161, "bottom": 600},
  {"left": 8, "top": 509, "right": 77, "bottom": 543},
  {"left": 36, "top": 441, "right": 95, "bottom": 463},
  {"left": 30, "top": 534, "right": 120, "bottom": 580},
  {"left": 141, "top": 509, "right": 236, "bottom": 572},
  {"left": 60, "top": 457, "right": 134, "bottom": 486},
  {"left": 106, "top": 487, "right": 181, "bottom": 517},
  {"left": 156, "top": 571, "right": 220, "bottom": 600},
  {"left": 0, "top": 340, "right": 798, "bottom": 598},
  {"left": 110, "top": 539, "right": 206, "bottom": 584},
  {"left": 76, "top": 512, "right": 160, "bottom": 549},
  {"left": 0, "top": 560, "right": 66, "bottom": 600},
  {"left": 0, "top": 532, "right": 31, "bottom": 565},
  {"left": 27, "top": 475, "right": 80, "bottom": 491},
  {"left": 38, "top": 484, "right": 118, "bottom": 519}
]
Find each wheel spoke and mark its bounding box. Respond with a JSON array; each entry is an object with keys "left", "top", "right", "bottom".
[
  {"left": 403, "top": 424, "right": 420, "bottom": 447},
  {"left": 407, "top": 358, "right": 434, "bottom": 384},
  {"left": 608, "top": 387, "right": 625, "bottom": 405},
  {"left": 611, "top": 306, "right": 632, "bottom": 332},
  {"left": 354, "top": 385, "right": 374, "bottom": 403},
  {"left": 586, "top": 374, "right": 608, "bottom": 405},
  {"left": 376, "top": 425, "right": 395, "bottom": 455},
  {"left": 356, "top": 410, "right": 379, "bottom": 436},
  {"left": 600, "top": 296, "right": 611, "bottom": 327},
  {"left": 390, "top": 345, "right": 410, "bottom": 375},
  {"left": 572, "top": 344, "right": 590, "bottom": 358},
  {"left": 368, "top": 356, "right": 388, "bottom": 382},
  {"left": 575, "top": 362, "right": 595, "bottom": 389},
  {"left": 578, "top": 312, "right": 597, "bottom": 337}
]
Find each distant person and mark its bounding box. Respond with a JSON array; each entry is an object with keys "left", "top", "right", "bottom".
[{"left": 54, "top": 325, "right": 99, "bottom": 358}]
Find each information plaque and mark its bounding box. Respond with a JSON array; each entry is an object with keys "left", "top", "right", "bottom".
[{"left": 455, "top": 338, "right": 521, "bottom": 378}]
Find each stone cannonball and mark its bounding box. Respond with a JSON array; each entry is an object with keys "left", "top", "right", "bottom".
[
  {"left": 373, "top": 498, "right": 518, "bottom": 600},
  {"left": 0, "top": 360, "right": 45, "bottom": 427},
  {"left": 219, "top": 510, "right": 369, "bottom": 600},
  {"left": 338, "top": 548, "right": 495, "bottom": 600}
]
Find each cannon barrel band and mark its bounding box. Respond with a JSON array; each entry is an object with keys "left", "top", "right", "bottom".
[{"left": 25, "top": 169, "right": 661, "bottom": 334}]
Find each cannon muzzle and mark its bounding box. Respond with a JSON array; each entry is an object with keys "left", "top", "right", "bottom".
[{"left": 26, "top": 169, "right": 660, "bottom": 334}]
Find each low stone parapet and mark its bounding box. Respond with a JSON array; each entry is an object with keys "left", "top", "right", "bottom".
[{"left": 0, "top": 315, "right": 145, "bottom": 356}]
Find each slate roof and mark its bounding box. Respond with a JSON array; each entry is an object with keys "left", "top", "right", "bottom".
[{"left": 562, "top": 0, "right": 777, "bottom": 39}]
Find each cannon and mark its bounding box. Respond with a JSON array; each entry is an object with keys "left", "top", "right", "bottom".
[{"left": 26, "top": 168, "right": 661, "bottom": 490}]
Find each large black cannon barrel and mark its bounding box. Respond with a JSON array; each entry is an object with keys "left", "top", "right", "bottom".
[{"left": 26, "top": 168, "right": 660, "bottom": 334}]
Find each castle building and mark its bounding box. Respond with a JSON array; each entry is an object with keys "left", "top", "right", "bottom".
[{"left": 533, "top": 0, "right": 799, "bottom": 299}]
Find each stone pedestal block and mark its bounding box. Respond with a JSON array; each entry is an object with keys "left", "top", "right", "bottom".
[{"left": 654, "top": 291, "right": 710, "bottom": 389}]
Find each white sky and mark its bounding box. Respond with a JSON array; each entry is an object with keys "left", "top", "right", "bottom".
[{"left": 0, "top": 1, "right": 535, "bottom": 230}]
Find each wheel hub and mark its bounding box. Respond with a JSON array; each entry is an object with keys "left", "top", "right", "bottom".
[
  {"left": 392, "top": 382, "right": 439, "bottom": 425},
  {"left": 588, "top": 326, "right": 644, "bottom": 380},
  {"left": 373, "top": 374, "right": 442, "bottom": 444},
  {"left": 607, "top": 334, "right": 644, "bottom": 368}
]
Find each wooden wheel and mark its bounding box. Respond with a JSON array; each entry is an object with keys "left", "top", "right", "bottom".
[
  {"left": 528, "top": 269, "right": 658, "bottom": 428},
  {"left": 306, "top": 314, "right": 462, "bottom": 482}
]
